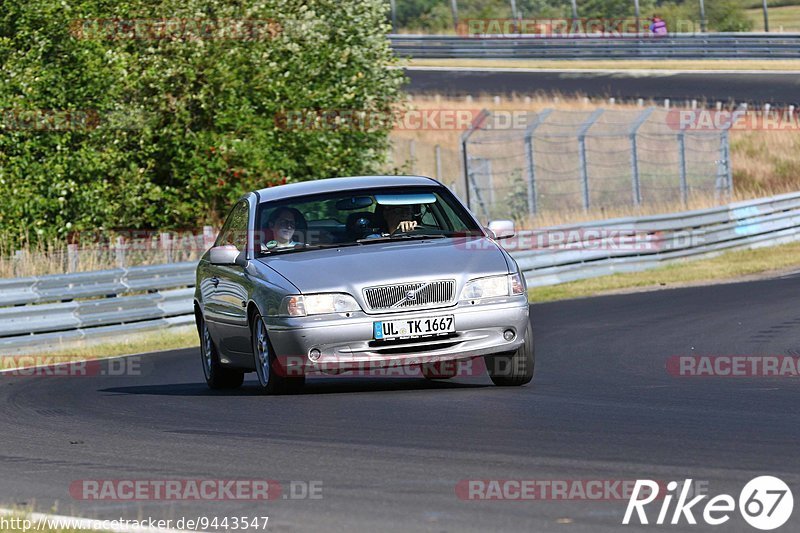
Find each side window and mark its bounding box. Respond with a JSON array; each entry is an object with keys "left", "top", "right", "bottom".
[{"left": 215, "top": 201, "right": 250, "bottom": 252}]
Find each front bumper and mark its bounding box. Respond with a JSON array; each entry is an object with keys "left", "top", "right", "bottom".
[{"left": 266, "top": 296, "right": 529, "bottom": 373}]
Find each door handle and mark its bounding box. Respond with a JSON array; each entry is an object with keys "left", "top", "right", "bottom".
[{"left": 211, "top": 276, "right": 219, "bottom": 287}]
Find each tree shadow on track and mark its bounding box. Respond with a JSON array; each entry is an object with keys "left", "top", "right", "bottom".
[{"left": 100, "top": 377, "right": 490, "bottom": 396}]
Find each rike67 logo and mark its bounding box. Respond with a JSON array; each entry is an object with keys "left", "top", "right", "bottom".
[{"left": 623, "top": 477, "right": 793, "bottom": 530}]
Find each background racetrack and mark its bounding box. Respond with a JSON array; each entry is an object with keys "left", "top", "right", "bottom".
[
  {"left": 405, "top": 67, "right": 800, "bottom": 106},
  {"left": 2, "top": 275, "right": 799, "bottom": 532}
]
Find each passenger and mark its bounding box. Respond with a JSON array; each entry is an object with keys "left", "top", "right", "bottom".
[
  {"left": 650, "top": 15, "right": 667, "bottom": 35},
  {"left": 264, "top": 207, "right": 305, "bottom": 249}
]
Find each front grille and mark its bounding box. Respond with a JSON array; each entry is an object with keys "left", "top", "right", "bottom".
[{"left": 363, "top": 280, "right": 455, "bottom": 311}]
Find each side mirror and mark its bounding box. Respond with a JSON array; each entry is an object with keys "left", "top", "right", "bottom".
[
  {"left": 209, "top": 245, "right": 247, "bottom": 266},
  {"left": 487, "top": 220, "right": 515, "bottom": 240}
]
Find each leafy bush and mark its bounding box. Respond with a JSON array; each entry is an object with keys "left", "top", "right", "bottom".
[
  {"left": 707, "top": 0, "right": 755, "bottom": 31},
  {"left": 0, "top": 0, "right": 404, "bottom": 246}
]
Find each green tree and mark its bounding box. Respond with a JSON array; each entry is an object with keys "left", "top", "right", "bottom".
[{"left": 0, "top": 0, "right": 404, "bottom": 245}]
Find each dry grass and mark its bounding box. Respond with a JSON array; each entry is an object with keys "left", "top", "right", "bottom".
[
  {"left": 745, "top": 5, "right": 800, "bottom": 32},
  {"left": 1, "top": 326, "right": 198, "bottom": 359},
  {"left": 407, "top": 58, "right": 800, "bottom": 71},
  {"left": 0, "top": 232, "right": 209, "bottom": 278},
  {"left": 389, "top": 94, "right": 800, "bottom": 227}
]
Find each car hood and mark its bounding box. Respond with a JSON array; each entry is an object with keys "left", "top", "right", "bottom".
[{"left": 257, "top": 237, "right": 510, "bottom": 297}]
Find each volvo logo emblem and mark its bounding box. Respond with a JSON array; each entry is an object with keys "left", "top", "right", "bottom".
[{"left": 405, "top": 290, "right": 417, "bottom": 301}]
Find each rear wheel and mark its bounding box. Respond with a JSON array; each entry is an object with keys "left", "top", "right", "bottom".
[
  {"left": 485, "top": 323, "right": 534, "bottom": 386},
  {"left": 199, "top": 314, "right": 244, "bottom": 389},
  {"left": 252, "top": 313, "right": 305, "bottom": 394}
]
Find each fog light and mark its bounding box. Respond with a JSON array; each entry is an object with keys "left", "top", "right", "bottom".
[
  {"left": 503, "top": 329, "right": 515, "bottom": 341},
  {"left": 309, "top": 349, "right": 321, "bottom": 362}
]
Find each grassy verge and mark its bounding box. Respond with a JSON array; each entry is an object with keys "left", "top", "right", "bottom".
[
  {"left": 746, "top": 5, "right": 800, "bottom": 31},
  {"left": 529, "top": 240, "right": 800, "bottom": 303},
  {"left": 1, "top": 326, "right": 199, "bottom": 363},
  {"left": 406, "top": 58, "right": 800, "bottom": 71}
]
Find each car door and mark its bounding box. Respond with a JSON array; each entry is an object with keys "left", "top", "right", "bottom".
[{"left": 203, "top": 199, "right": 253, "bottom": 355}]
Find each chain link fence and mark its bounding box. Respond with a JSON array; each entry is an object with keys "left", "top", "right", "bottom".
[
  {"left": 460, "top": 107, "right": 732, "bottom": 221},
  {"left": 389, "top": 138, "right": 465, "bottom": 198}
]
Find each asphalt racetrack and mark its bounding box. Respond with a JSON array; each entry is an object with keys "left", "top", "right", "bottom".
[
  {"left": 1, "top": 275, "right": 799, "bottom": 532},
  {"left": 404, "top": 67, "right": 800, "bottom": 106}
]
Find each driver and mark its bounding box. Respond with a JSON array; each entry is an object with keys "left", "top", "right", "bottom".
[
  {"left": 263, "top": 207, "right": 304, "bottom": 250},
  {"left": 381, "top": 204, "right": 418, "bottom": 234}
]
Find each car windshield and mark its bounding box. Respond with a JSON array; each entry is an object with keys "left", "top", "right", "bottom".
[{"left": 255, "top": 186, "right": 482, "bottom": 256}]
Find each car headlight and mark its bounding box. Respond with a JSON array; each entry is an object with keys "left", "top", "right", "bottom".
[
  {"left": 279, "top": 293, "right": 361, "bottom": 317},
  {"left": 460, "top": 273, "right": 526, "bottom": 300}
]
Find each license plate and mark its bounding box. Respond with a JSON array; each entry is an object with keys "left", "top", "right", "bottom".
[{"left": 373, "top": 315, "right": 455, "bottom": 340}]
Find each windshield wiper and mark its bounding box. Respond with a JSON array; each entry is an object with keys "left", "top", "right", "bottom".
[
  {"left": 356, "top": 234, "right": 447, "bottom": 244},
  {"left": 260, "top": 242, "right": 363, "bottom": 255}
]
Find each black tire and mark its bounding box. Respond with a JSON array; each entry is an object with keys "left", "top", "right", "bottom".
[
  {"left": 199, "top": 314, "right": 245, "bottom": 389},
  {"left": 485, "top": 323, "right": 534, "bottom": 386},
  {"left": 421, "top": 360, "right": 458, "bottom": 380},
  {"left": 251, "top": 313, "right": 305, "bottom": 394}
]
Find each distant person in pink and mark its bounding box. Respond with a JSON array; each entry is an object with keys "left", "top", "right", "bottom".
[{"left": 650, "top": 15, "right": 667, "bottom": 35}]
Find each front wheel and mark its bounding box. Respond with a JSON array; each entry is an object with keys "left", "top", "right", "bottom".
[
  {"left": 199, "top": 314, "right": 244, "bottom": 389},
  {"left": 252, "top": 313, "right": 305, "bottom": 394},
  {"left": 485, "top": 323, "right": 534, "bottom": 386}
]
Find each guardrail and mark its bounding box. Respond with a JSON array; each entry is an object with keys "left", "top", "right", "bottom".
[
  {"left": 3, "top": 191, "right": 800, "bottom": 352},
  {"left": 511, "top": 191, "right": 800, "bottom": 286},
  {"left": 0, "top": 263, "right": 196, "bottom": 352},
  {"left": 390, "top": 33, "right": 800, "bottom": 59}
]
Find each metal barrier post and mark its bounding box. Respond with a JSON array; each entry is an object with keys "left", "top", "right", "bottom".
[
  {"left": 524, "top": 109, "right": 553, "bottom": 216},
  {"left": 160, "top": 232, "right": 173, "bottom": 263},
  {"left": 67, "top": 244, "right": 79, "bottom": 273},
  {"left": 460, "top": 109, "right": 490, "bottom": 211},
  {"left": 629, "top": 108, "right": 655, "bottom": 207},
  {"left": 726, "top": 131, "right": 733, "bottom": 196},
  {"left": 468, "top": 158, "right": 490, "bottom": 220},
  {"left": 577, "top": 109, "right": 604, "bottom": 211},
  {"left": 13, "top": 250, "right": 23, "bottom": 277},
  {"left": 203, "top": 226, "right": 216, "bottom": 250},
  {"left": 409, "top": 139, "right": 416, "bottom": 175},
  {"left": 435, "top": 144, "right": 442, "bottom": 181},
  {"left": 717, "top": 130, "right": 732, "bottom": 201},
  {"left": 678, "top": 132, "right": 688, "bottom": 206},
  {"left": 115, "top": 236, "right": 127, "bottom": 268}
]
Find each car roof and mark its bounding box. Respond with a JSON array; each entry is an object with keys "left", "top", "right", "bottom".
[{"left": 254, "top": 175, "right": 440, "bottom": 203}]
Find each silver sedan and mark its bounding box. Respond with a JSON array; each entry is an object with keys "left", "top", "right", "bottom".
[{"left": 194, "top": 175, "right": 533, "bottom": 393}]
